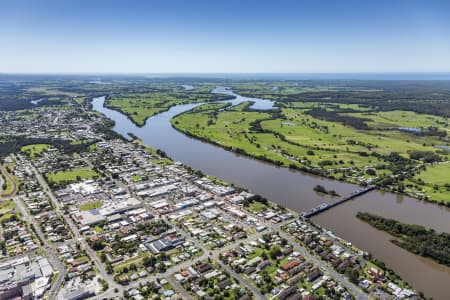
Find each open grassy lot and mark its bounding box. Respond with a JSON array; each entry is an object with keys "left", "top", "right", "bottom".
[
  {"left": 20, "top": 144, "right": 51, "bottom": 157},
  {"left": 79, "top": 201, "right": 103, "bottom": 211},
  {"left": 0, "top": 199, "right": 16, "bottom": 215},
  {"left": 113, "top": 251, "right": 149, "bottom": 274},
  {"left": 420, "top": 185, "right": 450, "bottom": 203},
  {"left": 173, "top": 103, "right": 298, "bottom": 165},
  {"left": 0, "top": 200, "right": 18, "bottom": 223},
  {"left": 45, "top": 167, "right": 98, "bottom": 185},
  {"left": 411, "top": 163, "right": 450, "bottom": 202},
  {"left": 346, "top": 110, "right": 449, "bottom": 130},
  {"left": 416, "top": 162, "right": 450, "bottom": 185}
]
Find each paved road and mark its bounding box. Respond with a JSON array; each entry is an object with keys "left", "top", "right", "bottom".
[
  {"left": 0, "top": 174, "right": 3, "bottom": 195},
  {"left": 216, "top": 257, "right": 267, "bottom": 300},
  {"left": 279, "top": 231, "right": 368, "bottom": 300},
  {"left": 320, "top": 229, "right": 367, "bottom": 266},
  {"left": 13, "top": 195, "right": 66, "bottom": 300},
  {"left": 28, "top": 160, "right": 124, "bottom": 299},
  {"left": 167, "top": 275, "right": 194, "bottom": 300}
]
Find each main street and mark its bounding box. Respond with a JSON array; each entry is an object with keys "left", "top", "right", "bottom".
[
  {"left": 27, "top": 159, "right": 124, "bottom": 299},
  {"left": 12, "top": 188, "right": 66, "bottom": 300}
]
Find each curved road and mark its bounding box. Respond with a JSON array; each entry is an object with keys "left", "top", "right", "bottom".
[{"left": 0, "top": 165, "right": 18, "bottom": 200}]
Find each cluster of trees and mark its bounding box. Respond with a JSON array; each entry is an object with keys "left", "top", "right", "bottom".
[
  {"left": 313, "top": 184, "right": 339, "bottom": 196},
  {"left": 0, "top": 74, "right": 110, "bottom": 111},
  {"left": 306, "top": 108, "right": 370, "bottom": 130},
  {"left": 417, "top": 126, "right": 447, "bottom": 137},
  {"left": 346, "top": 139, "right": 377, "bottom": 150},
  {"left": 90, "top": 239, "right": 106, "bottom": 251},
  {"left": 124, "top": 281, "right": 160, "bottom": 299},
  {"left": 242, "top": 194, "right": 269, "bottom": 207},
  {"left": 0, "top": 213, "right": 18, "bottom": 226},
  {"left": 111, "top": 235, "right": 142, "bottom": 256},
  {"left": 408, "top": 150, "right": 441, "bottom": 163},
  {"left": 136, "top": 220, "right": 170, "bottom": 236},
  {"left": 0, "top": 240, "right": 6, "bottom": 255},
  {"left": 357, "top": 212, "right": 450, "bottom": 266},
  {"left": 380, "top": 152, "right": 413, "bottom": 174},
  {"left": 0, "top": 97, "right": 64, "bottom": 111},
  {"left": 0, "top": 80, "right": 67, "bottom": 111},
  {"left": 94, "top": 118, "right": 124, "bottom": 140}
]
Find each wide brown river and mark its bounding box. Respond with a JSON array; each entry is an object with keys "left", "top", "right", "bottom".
[{"left": 92, "top": 91, "right": 450, "bottom": 299}]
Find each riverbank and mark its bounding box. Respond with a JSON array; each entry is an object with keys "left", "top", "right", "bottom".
[
  {"left": 312, "top": 192, "right": 450, "bottom": 300},
  {"left": 170, "top": 95, "right": 449, "bottom": 207},
  {"left": 357, "top": 212, "right": 450, "bottom": 267}
]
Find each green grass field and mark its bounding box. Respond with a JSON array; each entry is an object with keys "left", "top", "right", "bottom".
[
  {"left": 20, "top": 144, "right": 51, "bottom": 157},
  {"left": 88, "top": 144, "right": 99, "bottom": 151},
  {"left": 416, "top": 163, "right": 450, "bottom": 185},
  {"left": 0, "top": 200, "right": 18, "bottom": 223},
  {"left": 46, "top": 167, "right": 98, "bottom": 185},
  {"left": 412, "top": 163, "right": 450, "bottom": 203},
  {"left": 346, "top": 110, "right": 449, "bottom": 131},
  {"left": 0, "top": 199, "right": 16, "bottom": 215},
  {"left": 79, "top": 201, "right": 103, "bottom": 211}
]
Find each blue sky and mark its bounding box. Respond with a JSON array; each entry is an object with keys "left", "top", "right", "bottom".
[{"left": 1, "top": 0, "right": 450, "bottom": 73}]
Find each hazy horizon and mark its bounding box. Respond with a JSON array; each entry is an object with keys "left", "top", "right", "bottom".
[{"left": 2, "top": 72, "right": 450, "bottom": 81}]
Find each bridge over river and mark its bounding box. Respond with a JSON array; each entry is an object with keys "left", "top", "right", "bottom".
[{"left": 302, "top": 185, "right": 377, "bottom": 218}]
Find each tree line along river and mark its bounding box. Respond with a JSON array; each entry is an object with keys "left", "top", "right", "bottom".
[{"left": 92, "top": 89, "right": 450, "bottom": 300}]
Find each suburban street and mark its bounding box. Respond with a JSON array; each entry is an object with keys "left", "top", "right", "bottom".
[{"left": 278, "top": 231, "right": 368, "bottom": 300}]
